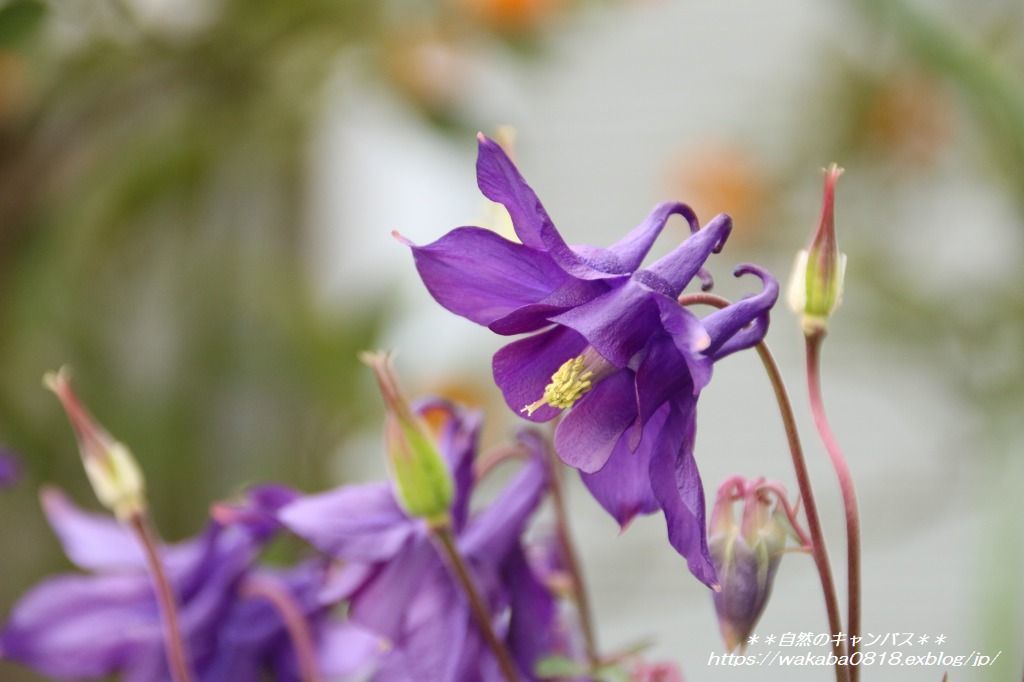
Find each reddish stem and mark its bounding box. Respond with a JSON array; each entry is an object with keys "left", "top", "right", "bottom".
[
  {"left": 432, "top": 525, "right": 519, "bottom": 682},
  {"left": 241, "top": 575, "right": 323, "bottom": 682},
  {"left": 127, "top": 514, "right": 195, "bottom": 682},
  {"left": 806, "top": 332, "right": 862, "bottom": 682},
  {"left": 545, "top": 442, "right": 599, "bottom": 666}
]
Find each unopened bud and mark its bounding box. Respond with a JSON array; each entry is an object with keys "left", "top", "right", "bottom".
[
  {"left": 360, "top": 352, "right": 454, "bottom": 525},
  {"left": 44, "top": 367, "right": 146, "bottom": 521},
  {"left": 709, "top": 477, "right": 790, "bottom": 652},
  {"left": 787, "top": 164, "right": 847, "bottom": 335}
]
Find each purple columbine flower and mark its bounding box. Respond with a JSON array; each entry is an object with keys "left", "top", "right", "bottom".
[
  {"left": 0, "top": 485, "right": 339, "bottom": 681},
  {"left": 402, "top": 135, "right": 778, "bottom": 586},
  {"left": 278, "top": 399, "right": 558, "bottom": 681}
]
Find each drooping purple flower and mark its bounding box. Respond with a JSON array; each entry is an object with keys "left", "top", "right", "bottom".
[
  {"left": 0, "top": 485, "right": 337, "bottom": 681},
  {"left": 278, "top": 400, "right": 558, "bottom": 681},
  {"left": 402, "top": 136, "right": 779, "bottom": 586}
]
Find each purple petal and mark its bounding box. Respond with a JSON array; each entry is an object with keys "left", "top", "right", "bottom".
[
  {"left": 350, "top": 540, "right": 442, "bottom": 640},
  {"left": 567, "top": 202, "right": 698, "bottom": 278},
  {"left": 648, "top": 404, "right": 717, "bottom": 587},
  {"left": 580, "top": 405, "right": 667, "bottom": 527},
  {"left": 654, "top": 297, "right": 713, "bottom": 393},
  {"left": 553, "top": 370, "right": 637, "bottom": 473},
  {"left": 211, "top": 484, "right": 300, "bottom": 541},
  {"left": 700, "top": 265, "right": 778, "bottom": 357},
  {"left": 633, "top": 334, "right": 696, "bottom": 430},
  {"left": 550, "top": 283, "right": 660, "bottom": 367},
  {"left": 0, "top": 573, "right": 157, "bottom": 679},
  {"left": 476, "top": 136, "right": 690, "bottom": 282},
  {"left": 492, "top": 326, "right": 588, "bottom": 423},
  {"left": 40, "top": 487, "right": 145, "bottom": 571},
  {"left": 475, "top": 134, "right": 561, "bottom": 253},
  {"left": 460, "top": 453, "right": 547, "bottom": 563},
  {"left": 502, "top": 547, "right": 557, "bottom": 679},
  {"left": 278, "top": 483, "right": 417, "bottom": 563},
  {"left": 318, "top": 622, "right": 384, "bottom": 678},
  {"left": 406, "top": 226, "right": 573, "bottom": 331},
  {"left": 711, "top": 313, "right": 769, "bottom": 360},
  {"left": 643, "top": 213, "right": 733, "bottom": 296}
]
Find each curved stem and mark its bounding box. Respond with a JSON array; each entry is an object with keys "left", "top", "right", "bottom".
[
  {"left": 680, "top": 293, "right": 849, "bottom": 682},
  {"left": 240, "top": 575, "right": 323, "bottom": 682},
  {"left": 127, "top": 513, "right": 195, "bottom": 682},
  {"left": 806, "top": 332, "right": 862, "bottom": 682},
  {"left": 545, "top": 442, "right": 599, "bottom": 666},
  {"left": 432, "top": 525, "right": 520, "bottom": 682}
]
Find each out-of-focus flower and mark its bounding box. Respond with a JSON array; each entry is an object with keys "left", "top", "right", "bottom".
[
  {"left": 455, "top": 0, "right": 567, "bottom": 34},
  {"left": 279, "top": 401, "right": 558, "bottom": 680},
  {"left": 402, "top": 135, "right": 778, "bottom": 586},
  {"left": 44, "top": 367, "right": 146, "bottom": 521},
  {"left": 664, "top": 143, "right": 773, "bottom": 245},
  {"left": 708, "top": 477, "right": 790, "bottom": 652},
  {"left": 861, "top": 71, "right": 953, "bottom": 167},
  {"left": 383, "top": 29, "right": 467, "bottom": 115},
  {"left": 787, "top": 164, "right": 846, "bottom": 335},
  {"left": 0, "top": 486, "right": 337, "bottom": 681},
  {"left": 0, "top": 448, "right": 21, "bottom": 489}
]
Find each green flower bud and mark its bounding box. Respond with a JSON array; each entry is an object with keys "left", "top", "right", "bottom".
[
  {"left": 709, "top": 477, "right": 790, "bottom": 652},
  {"left": 44, "top": 367, "right": 146, "bottom": 521},
  {"left": 361, "top": 351, "right": 454, "bottom": 526},
  {"left": 787, "top": 164, "right": 847, "bottom": 335}
]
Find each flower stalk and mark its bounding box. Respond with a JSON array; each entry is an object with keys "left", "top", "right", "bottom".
[
  {"left": 431, "top": 524, "right": 520, "bottom": 682},
  {"left": 127, "top": 513, "right": 196, "bottom": 682},
  {"left": 679, "top": 293, "right": 849, "bottom": 682},
  {"left": 546, "top": 441, "right": 599, "bottom": 666},
  {"left": 806, "top": 331, "right": 862, "bottom": 682},
  {"left": 240, "top": 575, "right": 323, "bottom": 682}
]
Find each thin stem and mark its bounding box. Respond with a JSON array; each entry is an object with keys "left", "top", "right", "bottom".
[
  {"left": 806, "top": 332, "right": 862, "bottom": 682},
  {"left": 240, "top": 575, "right": 323, "bottom": 682},
  {"left": 680, "top": 293, "right": 849, "bottom": 682},
  {"left": 432, "top": 525, "right": 519, "bottom": 682},
  {"left": 127, "top": 513, "right": 195, "bottom": 682},
  {"left": 545, "top": 443, "right": 599, "bottom": 666}
]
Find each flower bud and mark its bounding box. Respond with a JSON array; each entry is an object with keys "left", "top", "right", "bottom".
[
  {"left": 787, "top": 164, "right": 847, "bottom": 335},
  {"left": 44, "top": 367, "right": 146, "bottom": 521},
  {"left": 709, "top": 477, "right": 789, "bottom": 651},
  {"left": 360, "top": 351, "right": 454, "bottom": 526}
]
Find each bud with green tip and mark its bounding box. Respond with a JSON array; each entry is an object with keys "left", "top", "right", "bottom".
[
  {"left": 44, "top": 367, "right": 146, "bottom": 521},
  {"left": 361, "top": 351, "right": 454, "bottom": 526},
  {"left": 709, "top": 476, "right": 791, "bottom": 652},
  {"left": 787, "top": 164, "right": 847, "bottom": 335}
]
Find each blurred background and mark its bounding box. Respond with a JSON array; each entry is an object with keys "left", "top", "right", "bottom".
[{"left": 1, "top": 0, "right": 1022, "bottom": 679}]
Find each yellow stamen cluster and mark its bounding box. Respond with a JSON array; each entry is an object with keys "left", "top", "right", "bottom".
[{"left": 522, "top": 355, "right": 594, "bottom": 416}]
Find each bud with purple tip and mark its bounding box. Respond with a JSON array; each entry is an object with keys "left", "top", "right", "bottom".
[{"left": 708, "top": 476, "right": 792, "bottom": 651}]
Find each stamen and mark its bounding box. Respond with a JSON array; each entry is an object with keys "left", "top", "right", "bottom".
[{"left": 522, "top": 355, "right": 595, "bottom": 416}]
